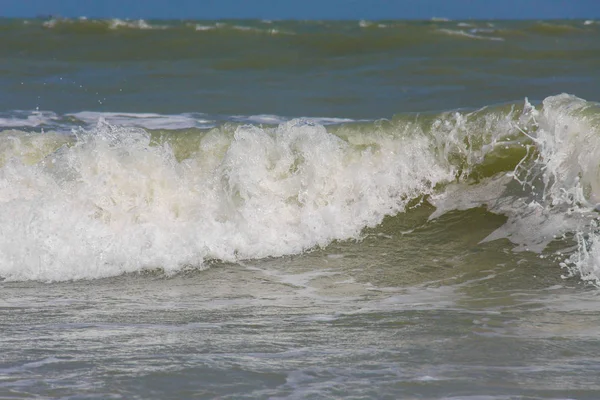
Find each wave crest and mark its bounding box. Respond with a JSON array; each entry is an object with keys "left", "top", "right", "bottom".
[{"left": 2, "top": 94, "right": 600, "bottom": 283}]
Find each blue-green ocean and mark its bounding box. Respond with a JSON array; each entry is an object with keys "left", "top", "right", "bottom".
[{"left": 2, "top": 17, "right": 600, "bottom": 399}]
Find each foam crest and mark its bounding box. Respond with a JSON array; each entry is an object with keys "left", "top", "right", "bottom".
[
  {"left": 108, "top": 19, "right": 160, "bottom": 30},
  {"left": 528, "top": 95, "right": 600, "bottom": 282},
  {"left": 529, "top": 94, "right": 600, "bottom": 207},
  {"left": 69, "top": 111, "right": 215, "bottom": 130},
  {"left": 437, "top": 28, "right": 504, "bottom": 41},
  {"left": 0, "top": 111, "right": 59, "bottom": 128},
  {"left": 3, "top": 95, "right": 600, "bottom": 283},
  {"left": 42, "top": 18, "right": 165, "bottom": 31},
  {"left": 0, "top": 119, "right": 454, "bottom": 281},
  {"left": 431, "top": 94, "right": 600, "bottom": 282},
  {"left": 0, "top": 110, "right": 355, "bottom": 132}
]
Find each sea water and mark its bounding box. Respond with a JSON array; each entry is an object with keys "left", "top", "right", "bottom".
[{"left": 1, "top": 18, "right": 600, "bottom": 399}]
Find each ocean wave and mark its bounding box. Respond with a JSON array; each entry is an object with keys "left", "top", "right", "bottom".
[
  {"left": 42, "top": 17, "right": 167, "bottom": 31},
  {"left": 0, "top": 117, "right": 454, "bottom": 281},
  {"left": 1, "top": 95, "right": 600, "bottom": 283},
  {"left": 6, "top": 19, "right": 591, "bottom": 39},
  {"left": 0, "top": 111, "right": 60, "bottom": 128},
  {"left": 190, "top": 22, "right": 291, "bottom": 35},
  {"left": 431, "top": 94, "right": 600, "bottom": 282},
  {"left": 437, "top": 28, "right": 505, "bottom": 41},
  {"left": 108, "top": 18, "right": 165, "bottom": 30},
  {"left": 228, "top": 114, "right": 356, "bottom": 125},
  {"left": 3, "top": 19, "right": 592, "bottom": 56},
  {"left": 0, "top": 111, "right": 357, "bottom": 131},
  {"left": 358, "top": 20, "right": 388, "bottom": 29},
  {"left": 194, "top": 24, "right": 214, "bottom": 31},
  {"left": 68, "top": 112, "right": 216, "bottom": 130}
]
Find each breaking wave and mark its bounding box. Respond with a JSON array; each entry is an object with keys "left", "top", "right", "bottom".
[{"left": 1, "top": 94, "right": 600, "bottom": 282}]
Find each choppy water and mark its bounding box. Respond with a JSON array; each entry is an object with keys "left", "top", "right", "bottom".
[{"left": 2, "top": 18, "right": 600, "bottom": 399}]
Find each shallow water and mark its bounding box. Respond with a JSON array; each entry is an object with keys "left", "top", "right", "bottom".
[{"left": 3, "top": 243, "right": 600, "bottom": 399}]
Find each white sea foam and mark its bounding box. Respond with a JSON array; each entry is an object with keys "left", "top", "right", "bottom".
[
  {"left": 42, "top": 19, "right": 59, "bottom": 28},
  {"left": 229, "top": 114, "right": 287, "bottom": 125},
  {"left": 437, "top": 28, "right": 504, "bottom": 41},
  {"left": 232, "top": 25, "right": 255, "bottom": 32},
  {"left": 431, "top": 94, "right": 600, "bottom": 283},
  {"left": 108, "top": 19, "right": 159, "bottom": 30},
  {"left": 528, "top": 95, "right": 600, "bottom": 282},
  {"left": 69, "top": 112, "right": 215, "bottom": 130},
  {"left": 195, "top": 24, "right": 215, "bottom": 31},
  {"left": 358, "top": 20, "right": 388, "bottom": 29},
  {"left": 0, "top": 110, "right": 354, "bottom": 131},
  {"left": 0, "top": 118, "right": 455, "bottom": 281},
  {"left": 0, "top": 111, "right": 59, "bottom": 128},
  {"left": 192, "top": 23, "right": 289, "bottom": 35},
  {"left": 41, "top": 18, "right": 165, "bottom": 30},
  {"left": 230, "top": 114, "right": 355, "bottom": 126},
  {"left": 2, "top": 95, "right": 600, "bottom": 283}
]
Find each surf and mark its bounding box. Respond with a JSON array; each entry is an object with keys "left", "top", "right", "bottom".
[{"left": 0, "top": 94, "right": 599, "bottom": 283}]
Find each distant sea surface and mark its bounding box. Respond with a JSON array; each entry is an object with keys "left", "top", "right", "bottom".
[{"left": 2, "top": 18, "right": 600, "bottom": 399}]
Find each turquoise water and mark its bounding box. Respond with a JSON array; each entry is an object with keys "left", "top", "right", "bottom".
[{"left": 1, "top": 18, "right": 600, "bottom": 399}]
